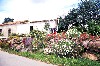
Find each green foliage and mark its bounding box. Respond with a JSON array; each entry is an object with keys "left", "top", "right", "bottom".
[
  {"left": 57, "top": 17, "right": 68, "bottom": 32},
  {"left": 10, "top": 33, "right": 19, "bottom": 36},
  {"left": 18, "top": 34, "right": 26, "bottom": 37},
  {"left": 9, "top": 33, "right": 27, "bottom": 38},
  {"left": 2, "top": 48, "right": 100, "bottom": 66},
  {"left": 9, "top": 35, "right": 20, "bottom": 39},
  {"left": 53, "top": 40, "right": 84, "bottom": 58},
  {"left": 30, "top": 29, "right": 46, "bottom": 39},
  {"left": 44, "top": 22, "right": 50, "bottom": 31},
  {"left": 87, "top": 20, "right": 100, "bottom": 35},
  {"left": 58, "top": 0, "right": 100, "bottom": 35},
  {"left": 53, "top": 41, "right": 73, "bottom": 55},
  {"left": 30, "top": 29, "right": 47, "bottom": 51},
  {"left": 0, "top": 40, "right": 10, "bottom": 49},
  {"left": 66, "top": 28, "right": 81, "bottom": 38},
  {"left": 0, "top": 33, "right": 3, "bottom": 36},
  {"left": 3, "top": 17, "right": 14, "bottom": 24}
]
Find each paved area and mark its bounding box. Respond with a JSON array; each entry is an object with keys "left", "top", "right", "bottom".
[{"left": 0, "top": 50, "right": 56, "bottom": 66}]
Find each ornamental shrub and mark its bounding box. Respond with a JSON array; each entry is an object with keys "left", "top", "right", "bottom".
[
  {"left": 53, "top": 40, "right": 84, "bottom": 58},
  {"left": 66, "top": 28, "right": 81, "bottom": 39},
  {"left": 30, "top": 29, "right": 47, "bottom": 51}
]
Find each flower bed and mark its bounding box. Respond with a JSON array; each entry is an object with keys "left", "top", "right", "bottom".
[{"left": 0, "top": 29, "right": 100, "bottom": 65}]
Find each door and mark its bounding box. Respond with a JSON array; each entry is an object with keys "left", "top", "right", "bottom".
[{"left": 8, "top": 28, "right": 11, "bottom": 36}]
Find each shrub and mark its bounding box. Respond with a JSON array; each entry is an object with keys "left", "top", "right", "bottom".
[
  {"left": 44, "top": 22, "right": 50, "bottom": 31},
  {"left": 66, "top": 28, "right": 81, "bottom": 39},
  {"left": 30, "top": 29, "right": 47, "bottom": 51},
  {"left": 10, "top": 33, "right": 19, "bottom": 36},
  {"left": 19, "top": 34, "right": 26, "bottom": 37},
  {"left": 9, "top": 36, "right": 19, "bottom": 39},
  {"left": 87, "top": 20, "right": 100, "bottom": 36},
  {"left": 30, "top": 29, "right": 47, "bottom": 40},
  {"left": 32, "top": 39, "right": 45, "bottom": 52},
  {"left": 53, "top": 40, "right": 84, "bottom": 58},
  {"left": 0, "top": 33, "right": 3, "bottom": 36},
  {"left": 0, "top": 39, "right": 10, "bottom": 49}
]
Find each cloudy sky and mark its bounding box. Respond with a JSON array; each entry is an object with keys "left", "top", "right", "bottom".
[{"left": 0, "top": 0, "right": 80, "bottom": 23}]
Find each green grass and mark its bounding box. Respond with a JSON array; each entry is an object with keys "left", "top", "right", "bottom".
[{"left": 1, "top": 48, "right": 100, "bottom": 66}]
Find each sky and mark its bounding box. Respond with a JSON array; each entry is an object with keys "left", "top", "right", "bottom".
[{"left": 0, "top": 0, "right": 80, "bottom": 23}]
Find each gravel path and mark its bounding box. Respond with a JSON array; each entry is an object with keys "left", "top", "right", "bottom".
[{"left": 0, "top": 50, "right": 56, "bottom": 66}]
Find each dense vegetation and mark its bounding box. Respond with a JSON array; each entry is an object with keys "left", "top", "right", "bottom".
[
  {"left": 0, "top": 29, "right": 100, "bottom": 66},
  {"left": 58, "top": 0, "right": 100, "bottom": 36},
  {"left": 0, "top": 0, "right": 100, "bottom": 66},
  {"left": 2, "top": 17, "right": 14, "bottom": 24}
]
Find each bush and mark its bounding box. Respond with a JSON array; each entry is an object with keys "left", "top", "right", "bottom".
[
  {"left": 87, "top": 20, "right": 100, "bottom": 36},
  {"left": 66, "top": 28, "right": 81, "bottom": 39},
  {"left": 10, "top": 33, "right": 19, "bottom": 36},
  {"left": 18, "top": 34, "right": 26, "bottom": 37},
  {"left": 0, "top": 33, "right": 3, "bottom": 36},
  {"left": 30, "top": 29, "right": 47, "bottom": 51},
  {"left": 32, "top": 39, "right": 45, "bottom": 52},
  {"left": 9, "top": 36, "right": 19, "bottom": 40},
  {"left": 0, "top": 39, "right": 10, "bottom": 49},
  {"left": 53, "top": 40, "right": 84, "bottom": 58},
  {"left": 30, "top": 29, "right": 47, "bottom": 40}
]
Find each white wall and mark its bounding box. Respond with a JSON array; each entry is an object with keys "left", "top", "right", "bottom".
[
  {"left": 16, "top": 20, "right": 57, "bottom": 34},
  {"left": 1, "top": 25, "right": 17, "bottom": 37},
  {"left": 16, "top": 24, "right": 30, "bottom": 34},
  {"left": 49, "top": 21, "right": 57, "bottom": 28},
  {"left": 0, "top": 20, "right": 57, "bottom": 37}
]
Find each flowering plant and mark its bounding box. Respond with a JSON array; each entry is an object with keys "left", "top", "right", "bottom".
[
  {"left": 52, "top": 39, "right": 84, "bottom": 58},
  {"left": 30, "top": 29, "right": 47, "bottom": 51}
]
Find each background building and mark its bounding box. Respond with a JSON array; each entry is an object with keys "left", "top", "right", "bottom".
[{"left": 0, "top": 19, "right": 58, "bottom": 37}]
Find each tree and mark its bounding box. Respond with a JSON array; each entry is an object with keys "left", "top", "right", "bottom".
[
  {"left": 58, "top": 0, "right": 100, "bottom": 35},
  {"left": 87, "top": 20, "right": 100, "bottom": 35},
  {"left": 3, "top": 17, "right": 14, "bottom": 24},
  {"left": 57, "top": 17, "right": 69, "bottom": 32}
]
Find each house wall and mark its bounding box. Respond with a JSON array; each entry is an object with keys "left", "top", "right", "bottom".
[
  {"left": 16, "top": 23, "right": 30, "bottom": 34},
  {"left": 16, "top": 20, "right": 57, "bottom": 35},
  {"left": 0, "top": 20, "right": 57, "bottom": 37},
  {"left": 1, "top": 25, "right": 17, "bottom": 37}
]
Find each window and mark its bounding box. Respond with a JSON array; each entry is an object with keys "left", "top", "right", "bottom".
[
  {"left": 0, "top": 29, "right": 2, "bottom": 34},
  {"left": 30, "top": 26, "right": 33, "bottom": 31},
  {"left": 8, "top": 28, "right": 11, "bottom": 36}
]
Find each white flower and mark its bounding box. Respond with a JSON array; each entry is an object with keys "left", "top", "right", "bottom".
[
  {"left": 69, "top": 46, "right": 72, "bottom": 50},
  {"left": 66, "top": 50, "right": 69, "bottom": 52},
  {"left": 54, "top": 44, "right": 58, "bottom": 47},
  {"left": 62, "top": 45, "right": 66, "bottom": 48}
]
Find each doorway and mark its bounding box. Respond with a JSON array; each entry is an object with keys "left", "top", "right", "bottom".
[
  {"left": 8, "top": 28, "right": 11, "bottom": 36},
  {"left": 30, "top": 26, "right": 33, "bottom": 32}
]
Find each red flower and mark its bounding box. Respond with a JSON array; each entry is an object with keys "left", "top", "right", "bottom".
[
  {"left": 53, "top": 31, "right": 57, "bottom": 34},
  {"left": 80, "top": 32, "right": 89, "bottom": 40},
  {"left": 61, "top": 32, "right": 66, "bottom": 38},
  {"left": 89, "top": 35, "right": 95, "bottom": 40}
]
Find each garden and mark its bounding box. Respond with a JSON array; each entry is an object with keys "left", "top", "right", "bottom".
[
  {"left": 1, "top": 0, "right": 100, "bottom": 66},
  {"left": 0, "top": 28, "right": 100, "bottom": 66}
]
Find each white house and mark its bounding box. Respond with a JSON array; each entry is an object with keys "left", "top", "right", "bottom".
[{"left": 0, "top": 19, "right": 58, "bottom": 37}]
